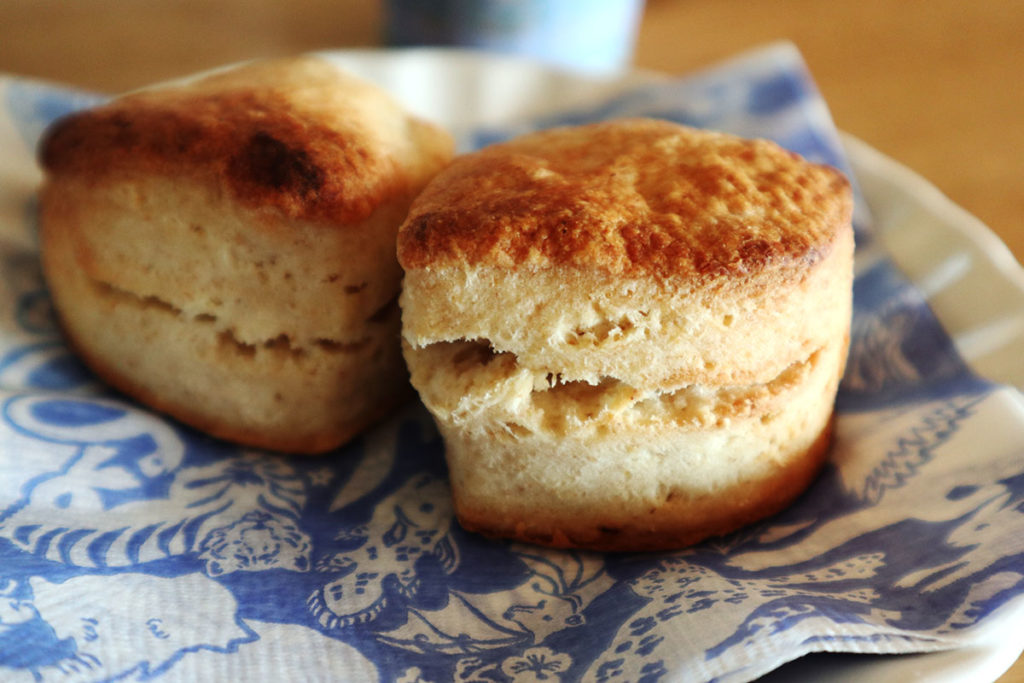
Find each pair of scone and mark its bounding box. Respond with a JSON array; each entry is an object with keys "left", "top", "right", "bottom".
[{"left": 40, "top": 58, "right": 853, "bottom": 551}]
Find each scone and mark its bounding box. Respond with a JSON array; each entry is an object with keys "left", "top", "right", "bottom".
[
  {"left": 398, "top": 118, "right": 853, "bottom": 551},
  {"left": 38, "top": 56, "right": 454, "bottom": 454}
]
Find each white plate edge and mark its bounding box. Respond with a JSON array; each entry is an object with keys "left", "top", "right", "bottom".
[{"left": 841, "top": 132, "right": 1024, "bottom": 391}]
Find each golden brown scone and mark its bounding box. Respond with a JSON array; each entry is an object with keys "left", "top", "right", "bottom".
[
  {"left": 398, "top": 118, "right": 853, "bottom": 551},
  {"left": 39, "top": 56, "right": 454, "bottom": 454}
]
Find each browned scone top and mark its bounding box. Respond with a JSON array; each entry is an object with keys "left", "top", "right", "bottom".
[
  {"left": 41, "top": 56, "right": 452, "bottom": 226},
  {"left": 398, "top": 118, "right": 851, "bottom": 278}
]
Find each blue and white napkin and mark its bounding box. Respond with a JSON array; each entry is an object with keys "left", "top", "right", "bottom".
[{"left": 1, "top": 43, "right": 1022, "bottom": 683}]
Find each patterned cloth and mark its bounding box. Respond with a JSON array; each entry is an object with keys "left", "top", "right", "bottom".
[{"left": 1, "top": 44, "right": 1022, "bottom": 683}]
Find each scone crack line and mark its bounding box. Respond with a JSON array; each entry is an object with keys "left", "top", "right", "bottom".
[
  {"left": 520, "top": 349, "right": 821, "bottom": 431},
  {"left": 563, "top": 311, "right": 648, "bottom": 346},
  {"left": 413, "top": 337, "right": 825, "bottom": 431},
  {"left": 217, "top": 329, "right": 371, "bottom": 358},
  {"left": 90, "top": 279, "right": 371, "bottom": 355}
]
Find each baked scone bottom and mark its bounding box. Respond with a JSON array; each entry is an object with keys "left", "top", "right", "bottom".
[
  {"left": 39, "top": 177, "right": 415, "bottom": 454},
  {"left": 44, "top": 256, "right": 411, "bottom": 454},
  {"left": 405, "top": 335, "right": 845, "bottom": 552}
]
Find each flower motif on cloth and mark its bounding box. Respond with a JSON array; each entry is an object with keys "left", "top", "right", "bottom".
[{"left": 500, "top": 647, "right": 572, "bottom": 682}]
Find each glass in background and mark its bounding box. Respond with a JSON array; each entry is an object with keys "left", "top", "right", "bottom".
[{"left": 384, "top": 0, "right": 646, "bottom": 75}]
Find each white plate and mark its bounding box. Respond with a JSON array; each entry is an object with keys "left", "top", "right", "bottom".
[{"left": 844, "top": 134, "right": 1024, "bottom": 392}]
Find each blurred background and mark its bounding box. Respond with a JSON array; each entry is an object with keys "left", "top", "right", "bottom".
[
  {"left": 0, "top": 0, "right": 1021, "bottom": 266},
  {"left": 0, "top": 0, "right": 1020, "bottom": 267}
]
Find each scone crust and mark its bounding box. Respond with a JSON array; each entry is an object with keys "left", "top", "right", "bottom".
[
  {"left": 41, "top": 56, "right": 452, "bottom": 226},
  {"left": 398, "top": 118, "right": 850, "bottom": 278}
]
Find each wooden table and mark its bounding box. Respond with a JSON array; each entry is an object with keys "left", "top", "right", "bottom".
[{"left": 1, "top": 1, "right": 1022, "bottom": 680}]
